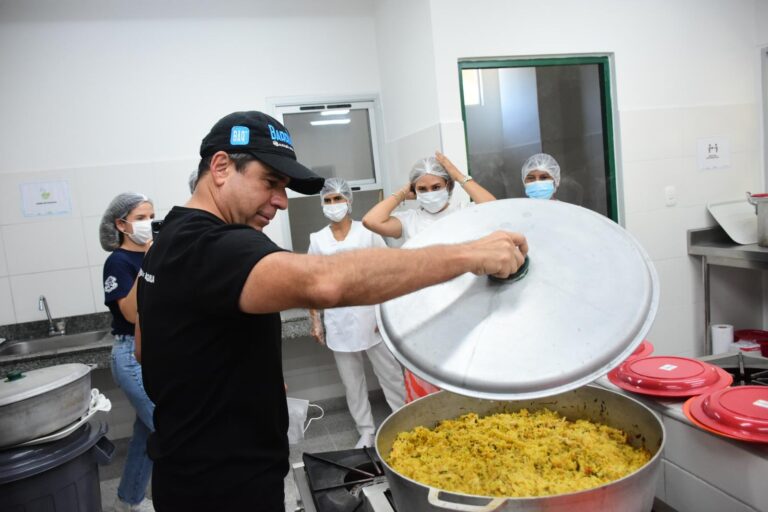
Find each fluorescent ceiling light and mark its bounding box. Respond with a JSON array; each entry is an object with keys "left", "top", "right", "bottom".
[
  {"left": 311, "top": 119, "right": 351, "bottom": 126},
  {"left": 321, "top": 109, "right": 350, "bottom": 116}
]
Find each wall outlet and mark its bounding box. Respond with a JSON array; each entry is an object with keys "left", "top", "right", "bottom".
[{"left": 664, "top": 185, "right": 677, "bottom": 207}]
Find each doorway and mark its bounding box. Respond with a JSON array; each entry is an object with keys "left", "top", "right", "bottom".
[{"left": 459, "top": 56, "right": 619, "bottom": 221}]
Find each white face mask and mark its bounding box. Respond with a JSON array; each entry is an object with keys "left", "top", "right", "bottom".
[
  {"left": 417, "top": 188, "right": 449, "bottom": 214},
  {"left": 322, "top": 203, "right": 349, "bottom": 223},
  {"left": 126, "top": 219, "right": 153, "bottom": 245}
]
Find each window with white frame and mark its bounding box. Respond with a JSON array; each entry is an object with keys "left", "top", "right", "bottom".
[{"left": 273, "top": 99, "right": 384, "bottom": 252}]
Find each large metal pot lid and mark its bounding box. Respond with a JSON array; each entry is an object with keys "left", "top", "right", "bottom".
[
  {"left": 377, "top": 199, "right": 659, "bottom": 400},
  {"left": 0, "top": 363, "right": 91, "bottom": 407}
]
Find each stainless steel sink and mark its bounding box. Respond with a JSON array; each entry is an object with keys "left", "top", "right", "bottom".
[{"left": 0, "top": 330, "right": 111, "bottom": 356}]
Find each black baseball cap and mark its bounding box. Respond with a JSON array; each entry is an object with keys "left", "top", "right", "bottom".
[{"left": 200, "top": 111, "right": 325, "bottom": 195}]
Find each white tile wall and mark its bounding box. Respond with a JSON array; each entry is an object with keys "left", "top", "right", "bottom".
[
  {"left": 625, "top": 209, "right": 684, "bottom": 261},
  {"left": 0, "top": 160, "right": 198, "bottom": 327},
  {"left": 620, "top": 103, "right": 763, "bottom": 357},
  {"left": 74, "top": 164, "right": 157, "bottom": 218},
  {"left": 150, "top": 159, "right": 196, "bottom": 211},
  {"left": 82, "top": 215, "right": 108, "bottom": 268},
  {"left": 652, "top": 258, "right": 683, "bottom": 313},
  {"left": 10, "top": 267, "right": 95, "bottom": 322},
  {"left": 89, "top": 265, "right": 109, "bottom": 313},
  {"left": 0, "top": 277, "right": 16, "bottom": 325},
  {"left": 0, "top": 170, "right": 81, "bottom": 225},
  {"left": 621, "top": 158, "right": 686, "bottom": 215},
  {"left": 2, "top": 219, "right": 89, "bottom": 274},
  {"left": 680, "top": 104, "right": 759, "bottom": 156},
  {"left": 0, "top": 233, "right": 8, "bottom": 277},
  {"left": 619, "top": 109, "right": 684, "bottom": 162}
]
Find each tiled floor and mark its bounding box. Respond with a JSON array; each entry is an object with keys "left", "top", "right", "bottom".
[{"left": 99, "top": 393, "right": 393, "bottom": 512}]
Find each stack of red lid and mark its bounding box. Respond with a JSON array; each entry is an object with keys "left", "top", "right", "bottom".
[
  {"left": 684, "top": 387, "right": 768, "bottom": 443},
  {"left": 608, "top": 355, "right": 732, "bottom": 397},
  {"left": 735, "top": 329, "right": 768, "bottom": 357}
]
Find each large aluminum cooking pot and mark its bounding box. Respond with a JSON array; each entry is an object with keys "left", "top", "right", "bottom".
[
  {"left": 376, "top": 385, "right": 664, "bottom": 512},
  {"left": 0, "top": 364, "right": 92, "bottom": 449}
]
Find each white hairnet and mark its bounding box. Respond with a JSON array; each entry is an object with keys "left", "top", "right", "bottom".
[
  {"left": 188, "top": 169, "right": 198, "bottom": 193},
  {"left": 409, "top": 156, "right": 454, "bottom": 192},
  {"left": 320, "top": 177, "right": 353, "bottom": 212},
  {"left": 99, "top": 192, "right": 152, "bottom": 251},
  {"left": 521, "top": 153, "right": 561, "bottom": 187}
]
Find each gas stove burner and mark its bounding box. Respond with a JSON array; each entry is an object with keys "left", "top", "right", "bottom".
[
  {"left": 708, "top": 351, "right": 768, "bottom": 387},
  {"left": 718, "top": 367, "right": 768, "bottom": 386},
  {"left": 302, "top": 447, "right": 388, "bottom": 512}
]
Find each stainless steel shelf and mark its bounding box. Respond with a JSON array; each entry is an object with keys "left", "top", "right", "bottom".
[
  {"left": 687, "top": 227, "right": 768, "bottom": 354},
  {"left": 688, "top": 227, "right": 768, "bottom": 270}
]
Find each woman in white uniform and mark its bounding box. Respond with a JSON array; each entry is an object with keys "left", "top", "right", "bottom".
[
  {"left": 362, "top": 152, "right": 496, "bottom": 402},
  {"left": 308, "top": 177, "right": 407, "bottom": 448}
]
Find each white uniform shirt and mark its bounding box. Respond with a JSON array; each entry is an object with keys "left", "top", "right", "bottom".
[
  {"left": 392, "top": 203, "right": 459, "bottom": 242},
  {"left": 308, "top": 221, "right": 387, "bottom": 352}
]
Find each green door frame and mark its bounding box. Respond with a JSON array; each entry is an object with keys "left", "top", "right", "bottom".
[{"left": 458, "top": 56, "right": 618, "bottom": 222}]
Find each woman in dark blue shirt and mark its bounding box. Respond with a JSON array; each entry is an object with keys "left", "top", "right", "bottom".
[{"left": 100, "top": 192, "right": 156, "bottom": 512}]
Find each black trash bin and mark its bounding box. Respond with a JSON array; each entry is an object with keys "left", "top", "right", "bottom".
[{"left": 0, "top": 419, "right": 114, "bottom": 512}]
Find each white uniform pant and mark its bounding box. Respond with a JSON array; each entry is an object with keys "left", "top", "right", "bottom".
[{"left": 332, "top": 342, "right": 406, "bottom": 436}]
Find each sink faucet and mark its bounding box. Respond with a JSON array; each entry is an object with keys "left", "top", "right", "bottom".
[{"left": 38, "top": 295, "right": 66, "bottom": 336}]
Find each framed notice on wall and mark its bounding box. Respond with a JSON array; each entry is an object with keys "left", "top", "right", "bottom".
[{"left": 20, "top": 180, "right": 72, "bottom": 217}]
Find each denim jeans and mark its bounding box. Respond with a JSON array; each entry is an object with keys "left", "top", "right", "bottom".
[{"left": 111, "top": 334, "right": 155, "bottom": 505}]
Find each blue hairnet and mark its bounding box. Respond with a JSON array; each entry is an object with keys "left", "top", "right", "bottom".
[
  {"left": 99, "top": 192, "right": 152, "bottom": 251},
  {"left": 320, "top": 177, "right": 353, "bottom": 212},
  {"left": 521, "top": 153, "right": 561, "bottom": 187}
]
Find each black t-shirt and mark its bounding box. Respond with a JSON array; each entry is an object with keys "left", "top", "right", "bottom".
[
  {"left": 103, "top": 248, "right": 144, "bottom": 335},
  {"left": 137, "top": 206, "right": 287, "bottom": 498}
]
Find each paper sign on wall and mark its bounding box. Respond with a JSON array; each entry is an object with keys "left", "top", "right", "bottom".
[
  {"left": 697, "top": 137, "right": 731, "bottom": 170},
  {"left": 20, "top": 180, "right": 72, "bottom": 217}
]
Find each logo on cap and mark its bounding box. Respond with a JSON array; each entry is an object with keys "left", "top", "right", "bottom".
[
  {"left": 268, "top": 124, "right": 293, "bottom": 148},
  {"left": 230, "top": 126, "right": 250, "bottom": 146}
]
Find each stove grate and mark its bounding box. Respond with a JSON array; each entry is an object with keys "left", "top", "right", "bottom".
[{"left": 302, "top": 448, "right": 388, "bottom": 512}]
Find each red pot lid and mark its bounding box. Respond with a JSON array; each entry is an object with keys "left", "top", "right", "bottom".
[
  {"left": 735, "top": 329, "right": 768, "bottom": 343},
  {"left": 684, "top": 386, "right": 768, "bottom": 443},
  {"left": 608, "top": 356, "right": 732, "bottom": 397},
  {"left": 607, "top": 340, "right": 654, "bottom": 380}
]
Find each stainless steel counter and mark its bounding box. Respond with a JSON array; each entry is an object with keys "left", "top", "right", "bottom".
[
  {"left": 687, "top": 227, "right": 768, "bottom": 354},
  {"left": 688, "top": 227, "right": 768, "bottom": 270}
]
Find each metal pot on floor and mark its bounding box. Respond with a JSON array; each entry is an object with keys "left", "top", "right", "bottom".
[{"left": 375, "top": 199, "right": 661, "bottom": 511}]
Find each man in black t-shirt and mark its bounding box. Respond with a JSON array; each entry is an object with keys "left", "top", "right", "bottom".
[{"left": 137, "top": 111, "right": 528, "bottom": 511}]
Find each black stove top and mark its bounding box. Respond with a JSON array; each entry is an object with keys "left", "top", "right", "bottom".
[
  {"left": 705, "top": 352, "right": 768, "bottom": 386},
  {"left": 302, "top": 447, "right": 389, "bottom": 512}
]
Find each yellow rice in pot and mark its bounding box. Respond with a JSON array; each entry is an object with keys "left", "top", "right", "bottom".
[{"left": 388, "top": 409, "right": 651, "bottom": 498}]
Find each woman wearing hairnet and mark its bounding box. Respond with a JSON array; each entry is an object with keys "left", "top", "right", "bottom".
[
  {"left": 308, "top": 178, "right": 406, "bottom": 448},
  {"left": 521, "top": 153, "right": 560, "bottom": 200},
  {"left": 100, "top": 193, "right": 155, "bottom": 512},
  {"left": 363, "top": 152, "right": 495, "bottom": 242},
  {"left": 362, "top": 152, "right": 496, "bottom": 401}
]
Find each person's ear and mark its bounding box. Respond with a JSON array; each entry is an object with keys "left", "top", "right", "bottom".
[{"left": 209, "top": 151, "right": 231, "bottom": 186}]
